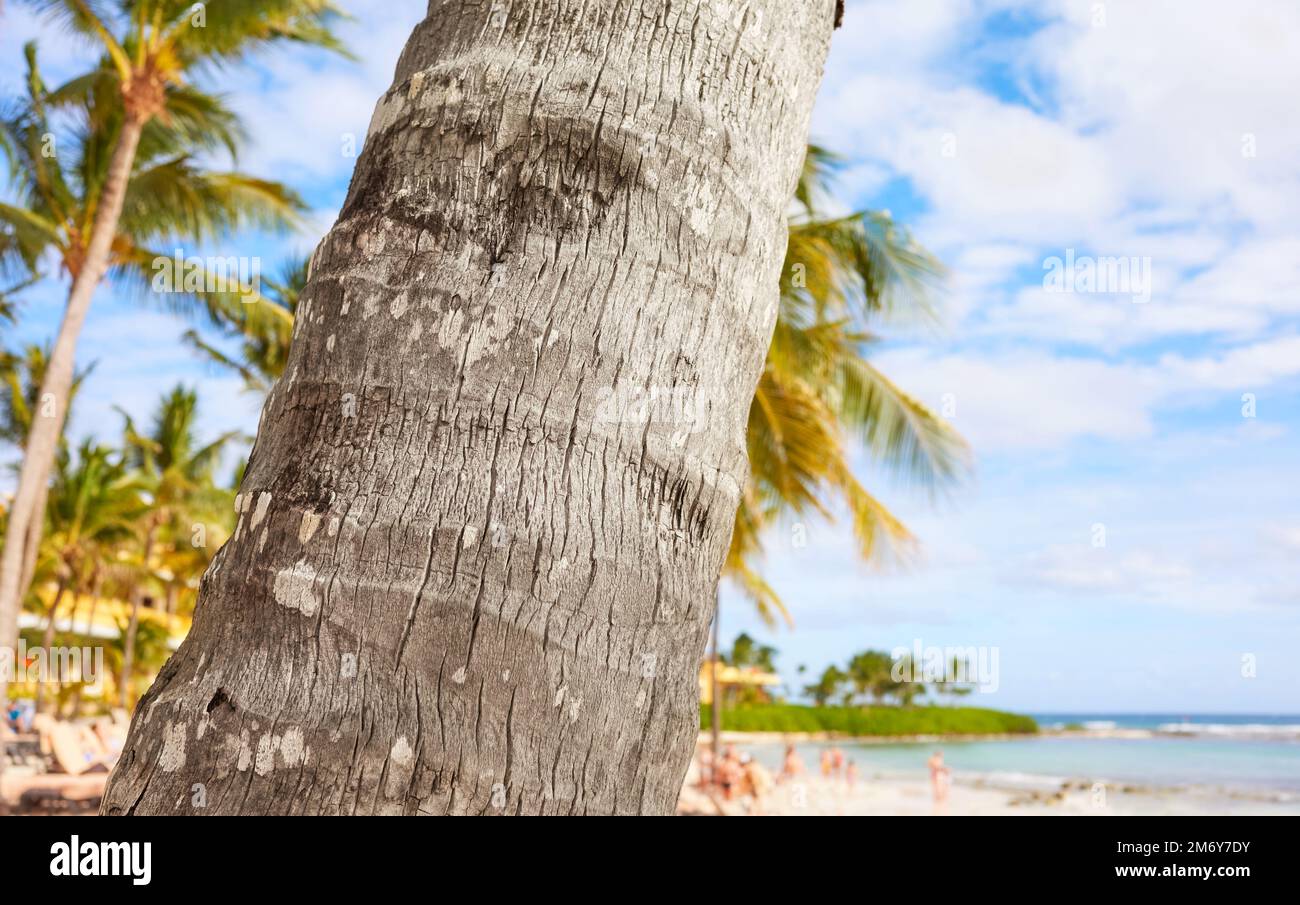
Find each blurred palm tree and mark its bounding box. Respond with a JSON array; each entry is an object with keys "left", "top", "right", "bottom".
[
  {"left": 115, "top": 385, "right": 237, "bottom": 706},
  {"left": 0, "top": 345, "right": 94, "bottom": 619},
  {"left": 0, "top": 274, "right": 35, "bottom": 325},
  {"left": 0, "top": 40, "right": 308, "bottom": 339},
  {"left": 726, "top": 146, "right": 969, "bottom": 625},
  {"left": 99, "top": 615, "right": 171, "bottom": 712},
  {"left": 182, "top": 255, "right": 306, "bottom": 393},
  {"left": 0, "top": 345, "right": 94, "bottom": 450},
  {"left": 0, "top": 1, "right": 348, "bottom": 689},
  {"left": 803, "top": 663, "right": 849, "bottom": 707},
  {"left": 0, "top": 125, "right": 35, "bottom": 317},
  {"left": 33, "top": 440, "right": 145, "bottom": 711},
  {"left": 846, "top": 649, "right": 894, "bottom": 706}
]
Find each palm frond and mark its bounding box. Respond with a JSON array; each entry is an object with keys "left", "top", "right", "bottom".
[
  {"left": 168, "top": 0, "right": 353, "bottom": 67},
  {"left": 723, "top": 145, "right": 968, "bottom": 624},
  {"left": 829, "top": 460, "right": 917, "bottom": 566},
  {"left": 110, "top": 243, "right": 297, "bottom": 339},
  {"left": 150, "top": 82, "right": 244, "bottom": 160},
  {"left": 0, "top": 345, "right": 95, "bottom": 449},
  {"left": 723, "top": 551, "right": 790, "bottom": 628},
  {"left": 789, "top": 212, "right": 946, "bottom": 324},
  {"left": 0, "top": 202, "right": 65, "bottom": 265},
  {"left": 22, "top": 1, "right": 133, "bottom": 79},
  {"left": 747, "top": 368, "right": 840, "bottom": 519},
  {"left": 837, "top": 355, "right": 969, "bottom": 491},
  {"left": 119, "top": 158, "right": 304, "bottom": 243},
  {"left": 180, "top": 328, "right": 269, "bottom": 393},
  {"left": 793, "top": 143, "right": 842, "bottom": 216}
]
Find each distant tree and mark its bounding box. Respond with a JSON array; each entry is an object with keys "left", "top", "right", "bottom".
[
  {"left": 0, "top": 345, "right": 94, "bottom": 616},
  {"left": 115, "top": 386, "right": 238, "bottom": 706},
  {"left": 933, "top": 654, "right": 975, "bottom": 704},
  {"left": 721, "top": 633, "right": 781, "bottom": 705},
  {"left": 0, "top": 24, "right": 325, "bottom": 681},
  {"left": 34, "top": 440, "right": 145, "bottom": 711},
  {"left": 888, "top": 653, "right": 926, "bottom": 707},
  {"left": 804, "top": 664, "right": 848, "bottom": 707},
  {"left": 727, "top": 632, "right": 778, "bottom": 673},
  {"left": 847, "top": 649, "right": 894, "bottom": 705}
]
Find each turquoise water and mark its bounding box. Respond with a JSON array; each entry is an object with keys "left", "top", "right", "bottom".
[
  {"left": 1030, "top": 712, "right": 1300, "bottom": 735},
  {"left": 744, "top": 715, "right": 1300, "bottom": 795}
]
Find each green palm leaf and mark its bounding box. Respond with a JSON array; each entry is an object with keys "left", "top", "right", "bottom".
[
  {"left": 836, "top": 355, "right": 969, "bottom": 491},
  {"left": 724, "top": 145, "right": 970, "bottom": 624}
]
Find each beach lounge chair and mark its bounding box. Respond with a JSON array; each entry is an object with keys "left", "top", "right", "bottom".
[
  {"left": 1, "top": 772, "right": 107, "bottom": 813},
  {"left": 1, "top": 715, "right": 115, "bottom": 813},
  {"left": 32, "top": 715, "right": 115, "bottom": 776},
  {"left": 93, "top": 718, "right": 127, "bottom": 758},
  {"left": 1, "top": 725, "right": 44, "bottom": 771}
]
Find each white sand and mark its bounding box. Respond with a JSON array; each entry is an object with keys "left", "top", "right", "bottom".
[
  {"left": 677, "top": 737, "right": 1300, "bottom": 816},
  {"left": 679, "top": 773, "right": 1300, "bottom": 816}
]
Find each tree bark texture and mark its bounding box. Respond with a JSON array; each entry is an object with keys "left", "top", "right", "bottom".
[{"left": 104, "top": 0, "right": 835, "bottom": 815}]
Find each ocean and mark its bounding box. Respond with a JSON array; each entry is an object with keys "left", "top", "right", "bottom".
[
  {"left": 1030, "top": 712, "right": 1300, "bottom": 738},
  {"left": 746, "top": 714, "right": 1300, "bottom": 797}
]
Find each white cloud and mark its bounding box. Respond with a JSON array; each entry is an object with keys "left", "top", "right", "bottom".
[
  {"left": 1158, "top": 334, "right": 1300, "bottom": 394},
  {"left": 821, "top": 0, "right": 1300, "bottom": 359},
  {"left": 818, "top": 73, "right": 1120, "bottom": 245},
  {"left": 873, "top": 348, "right": 1158, "bottom": 450},
  {"left": 1014, "top": 543, "right": 1189, "bottom": 592},
  {"left": 874, "top": 329, "right": 1300, "bottom": 454},
  {"left": 1036, "top": 1, "right": 1300, "bottom": 232},
  {"left": 1263, "top": 524, "right": 1300, "bottom": 554}
]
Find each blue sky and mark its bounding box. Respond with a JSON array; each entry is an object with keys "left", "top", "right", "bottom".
[{"left": 3, "top": 1, "right": 1298, "bottom": 713}]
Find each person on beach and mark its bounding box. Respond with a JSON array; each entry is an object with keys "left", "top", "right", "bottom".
[
  {"left": 718, "top": 744, "right": 744, "bottom": 801},
  {"left": 780, "top": 743, "right": 804, "bottom": 783},
  {"left": 820, "top": 748, "right": 833, "bottom": 778},
  {"left": 696, "top": 747, "right": 715, "bottom": 789},
  {"left": 830, "top": 746, "right": 845, "bottom": 779},
  {"left": 928, "top": 750, "right": 951, "bottom": 814},
  {"left": 846, "top": 759, "right": 859, "bottom": 789},
  {"left": 738, "top": 753, "right": 774, "bottom": 814}
]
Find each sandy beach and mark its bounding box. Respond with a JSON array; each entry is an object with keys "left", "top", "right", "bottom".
[
  {"left": 681, "top": 774, "right": 1300, "bottom": 816},
  {"left": 678, "top": 734, "right": 1300, "bottom": 816}
]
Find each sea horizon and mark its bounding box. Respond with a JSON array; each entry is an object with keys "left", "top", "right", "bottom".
[
  {"left": 1029, "top": 712, "right": 1300, "bottom": 733},
  {"left": 733, "top": 712, "right": 1300, "bottom": 803}
]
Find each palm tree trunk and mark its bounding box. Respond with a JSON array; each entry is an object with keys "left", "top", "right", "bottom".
[
  {"left": 0, "top": 115, "right": 145, "bottom": 704},
  {"left": 64, "top": 684, "right": 83, "bottom": 720},
  {"left": 33, "top": 580, "right": 69, "bottom": 714},
  {"left": 105, "top": 0, "right": 835, "bottom": 816},
  {"left": 82, "top": 572, "right": 103, "bottom": 636},
  {"left": 17, "top": 483, "right": 48, "bottom": 599},
  {"left": 710, "top": 597, "right": 722, "bottom": 779},
  {"left": 119, "top": 523, "right": 156, "bottom": 710}
]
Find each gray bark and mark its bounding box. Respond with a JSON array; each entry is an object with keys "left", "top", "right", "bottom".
[{"left": 104, "top": 0, "right": 835, "bottom": 815}]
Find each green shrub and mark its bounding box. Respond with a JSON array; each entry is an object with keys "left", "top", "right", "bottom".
[{"left": 699, "top": 704, "right": 1037, "bottom": 736}]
